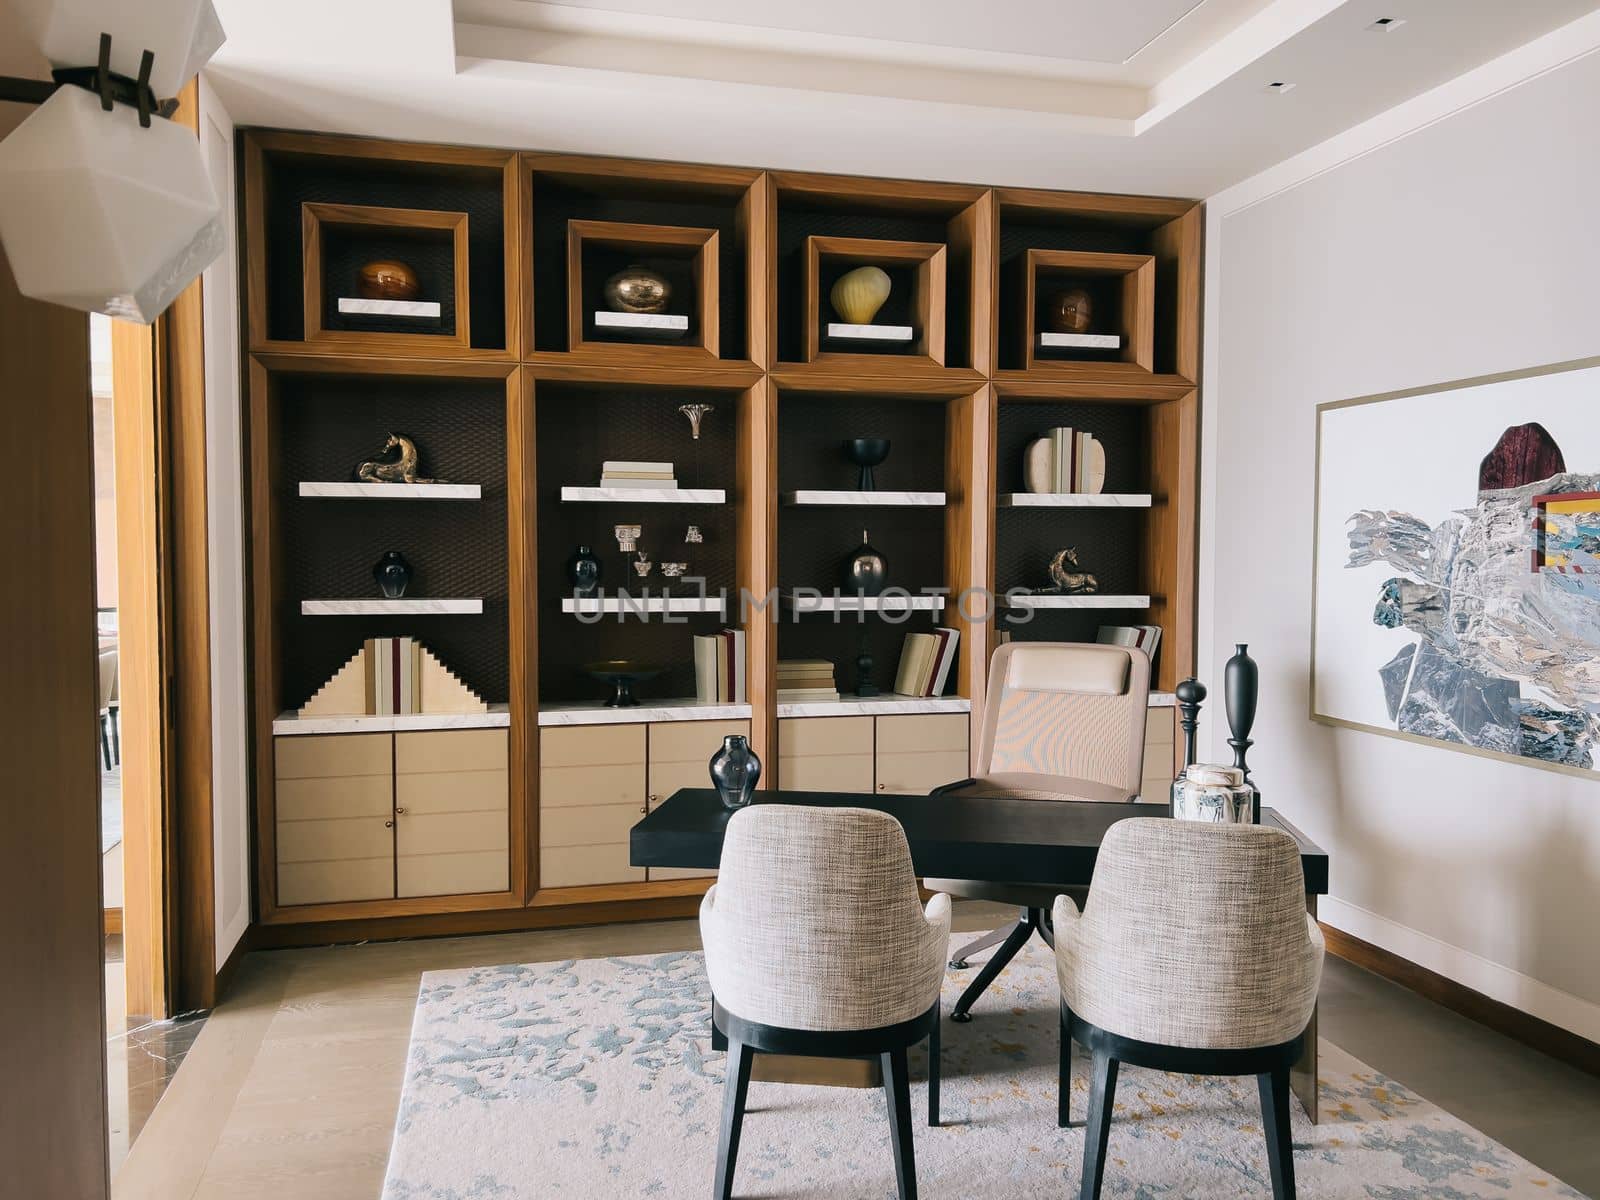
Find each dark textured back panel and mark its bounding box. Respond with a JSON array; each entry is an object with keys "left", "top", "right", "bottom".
[
  {"left": 775, "top": 203, "right": 970, "bottom": 367},
  {"left": 530, "top": 179, "right": 748, "bottom": 358},
  {"left": 277, "top": 376, "right": 509, "bottom": 705},
  {"left": 320, "top": 225, "right": 459, "bottom": 337},
  {"left": 996, "top": 219, "right": 1153, "bottom": 371},
  {"left": 778, "top": 610, "right": 958, "bottom": 699},
  {"left": 994, "top": 401, "right": 1148, "bottom": 597},
  {"left": 535, "top": 385, "right": 740, "bottom": 702},
  {"left": 265, "top": 157, "right": 506, "bottom": 347}
]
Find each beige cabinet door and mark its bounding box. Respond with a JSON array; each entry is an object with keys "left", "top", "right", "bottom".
[
  {"left": 395, "top": 729, "right": 510, "bottom": 898},
  {"left": 646, "top": 719, "right": 749, "bottom": 880},
  {"left": 1140, "top": 706, "right": 1178, "bottom": 803},
  {"left": 539, "top": 724, "right": 647, "bottom": 888},
  {"left": 274, "top": 733, "right": 395, "bottom": 906},
  {"left": 875, "top": 713, "right": 969, "bottom": 795},
  {"left": 777, "top": 716, "right": 875, "bottom": 792}
]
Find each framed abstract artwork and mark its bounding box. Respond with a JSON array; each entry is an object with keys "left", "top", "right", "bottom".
[{"left": 1312, "top": 356, "right": 1600, "bottom": 778}]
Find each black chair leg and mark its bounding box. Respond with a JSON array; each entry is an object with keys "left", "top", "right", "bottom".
[
  {"left": 713, "top": 1038, "right": 754, "bottom": 1200},
  {"left": 1078, "top": 1048, "right": 1118, "bottom": 1200},
  {"left": 881, "top": 1046, "right": 917, "bottom": 1200},
  {"left": 927, "top": 1006, "right": 940, "bottom": 1128},
  {"left": 1058, "top": 1006, "right": 1074, "bottom": 1128},
  {"left": 1258, "top": 1066, "right": 1297, "bottom": 1200},
  {"left": 950, "top": 909, "right": 1036, "bottom": 1023},
  {"left": 110, "top": 708, "right": 120, "bottom": 765},
  {"left": 99, "top": 718, "right": 113, "bottom": 771}
]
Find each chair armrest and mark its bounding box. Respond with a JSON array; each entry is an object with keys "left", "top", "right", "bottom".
[
  {"left": 929, "top": 778, "right": 977, "bottom": 797},
  {"left": 699, "top": 884, "right": 718, "bottom": 921},
  {"left": 1052, "top": 893, "right": 1083, "bottom": 1009},
  {"left": 923, "top": 891, "right": 951, "bottom": 936}
]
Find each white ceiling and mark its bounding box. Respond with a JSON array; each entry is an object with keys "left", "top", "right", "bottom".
[{"left": 204, "top": 0, "right": 1600, "bottom": 197}]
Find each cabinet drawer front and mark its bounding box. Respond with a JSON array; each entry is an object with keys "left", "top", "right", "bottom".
[
  {"left": 540, "top": 845, "right": 644, "bottom": 888},
  {"left": 1140, "top": 775, "right": 1175, "bottom": 803},
  {"left": 397, "top": 768, "right": 508, "bottom": 815},
  {"left": 275, "top": 732, "right": 391, "bottom": 780},
  {"left": 875, "top": 712, "right": 968, "bottom": 755},
  {"left": 648, "top": 758, "right": 718, "bottom": 804},
  {"left": 1141, "top": 742, "right": 1174, "bottom": 777},
  {"left": 275, "top": 774, "right": 393, "bottom": 822},
  {"left": 649, "top": 866, "right": 715, "bottom": 881},
  {"left": 277, "top": 815, "right": 392, "bottom": 864},
  {"left": 278, "top": 858, "right": 393, "bottom": 907},
  {"left": 398, "top": 851, "right": 508, "bottom": 899},
  {"left": 780, "top": 715, "right": 873, "bottom": 758},
  {"left": 396, "top": 810, "right": 508, "bottom": 857},
  {"left": 541, "top": 801, "right": 643, "bottom": 848},
  {"left": 395, "top": 728, "right": 507, "bottom": 774},
  {"left": 1145, "top": 708, "right": 1175, "bottom": 746},
  {"left": 777, "top": 753, "right": 874, "bottom": 793},
  {"left": 540, "top": 723, "right": 646, "bottom": 768},
  {"left": 877, "top": 749, "right": 970, "bottom": 796},
  {"left": 649, "top": 720, "right": 750, "bottom": 764},
  {"left": 540, "top": 762, "right": 644, "bottom": 809}
]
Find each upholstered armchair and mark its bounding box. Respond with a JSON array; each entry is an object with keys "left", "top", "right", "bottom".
[
  {"left": 924, "top": 641, "right": 1150, "bottom": 1022},
  {"left": 700, "top": 805, "right": 951, "bottom": 1200},
  {"left": 1055, "top": 818, "right": 1324, "bottom": 1200}
]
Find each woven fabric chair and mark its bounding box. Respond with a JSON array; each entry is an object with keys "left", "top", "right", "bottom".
[
  {"left": 1055, "top": 818, "right": 1325, "bottom": 1200},
  {"left": 924, "top": 641, "right": 1150, "bottom": 1021},
  {"left": 700, "top": 805, "right": 951, "bottom": 1200}
]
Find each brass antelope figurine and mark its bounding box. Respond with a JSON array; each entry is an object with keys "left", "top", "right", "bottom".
[
  {"left": 1046, "top": 547, "right": 1098, "bottom": 595},
  {"left": 356, "top": 433, "right": 437, "bottom": 485}
]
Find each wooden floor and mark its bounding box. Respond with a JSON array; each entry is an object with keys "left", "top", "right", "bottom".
[{"left": 112, "top": 907, "right": 1600, "bottom": 1199}]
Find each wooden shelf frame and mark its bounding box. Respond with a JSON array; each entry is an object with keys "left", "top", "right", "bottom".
[
  {"left": 565, "top": 218, "right": 721, "bottom": 358},
  {"left": 802, "top": 235, "right": 947, "bottom": 366},
  {"left": 1020, "top": 249, "right": 1154, "bottom": 374},
  {"left": 238, "top": 131, "right": 1200, "bottom": 944}
]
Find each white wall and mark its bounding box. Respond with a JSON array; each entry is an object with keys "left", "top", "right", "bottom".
[
  {"left": 1203, "top": 20, "right": 1600, "bottom": 1039},
  {"left": 198, "top": 78, "right": 251, "bottom": 971}
]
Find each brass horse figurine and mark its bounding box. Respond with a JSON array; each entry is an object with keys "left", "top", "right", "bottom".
[
  {"left": 356, "top": 433, "right": 436, "bottom": 484},
  {"left": 1046, "top": 547, "right": 1098, "bottom": 595}
]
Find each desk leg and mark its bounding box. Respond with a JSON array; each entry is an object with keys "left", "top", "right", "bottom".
[{"left": 1290, "top": 894, "right": 1319, "bottom": 1124}]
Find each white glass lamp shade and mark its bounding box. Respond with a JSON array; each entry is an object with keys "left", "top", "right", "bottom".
[
  {"left": 14, "top": 0, "right": 226, "bottom": 99},
  {"left": 0, "top": 86, "right": 222, "bottom": 323}
]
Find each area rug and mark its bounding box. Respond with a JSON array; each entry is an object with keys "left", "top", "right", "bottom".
[{"left": 381, "top": 943, "right": 1586, "bottom": 1198}]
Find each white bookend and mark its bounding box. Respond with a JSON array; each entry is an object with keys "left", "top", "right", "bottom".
[
  {"left": 299, "top": 648, "right": 371, "bottom": 717},
  {"left": 416, "top": 645, "right": 488, "bottom": 714}
]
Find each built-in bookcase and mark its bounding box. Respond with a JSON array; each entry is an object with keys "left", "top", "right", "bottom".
[{"left": 240, "top": 131, "right": 1200, "bottom": 945}]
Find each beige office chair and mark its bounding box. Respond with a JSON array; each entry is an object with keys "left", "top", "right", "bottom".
[{"left": 924, "top": 640, "right": 1150, "bottom": 1022}]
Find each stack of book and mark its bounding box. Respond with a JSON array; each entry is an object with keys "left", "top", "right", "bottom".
[
  {"left": 601, "top": 460, "right": 676, "bottom": 489},
  {"left": 891, "top": 627, "right": 960, "bottom": 698},
  {"left": 1045, "top": 426, "right": 1101, "bottom": 493},
  {"left": 299, "top": 636, "right": 488, "bottom": 718},
  {"left": 775, "top": 660, "right": 839, "bottom": 703},
  {"left": 1097, "top": 624, "right": 1163, "bottom": 662},
  {"left": 693, "top": 627, "right": 747, "bottom": 703}
]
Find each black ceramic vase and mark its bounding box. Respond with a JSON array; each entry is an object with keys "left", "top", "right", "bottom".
[
  {"left": 1224, "top": 643, "right": 1260, "bottom": 821},
  {"left": 843, "top": 438, "right": 890, "bottom": 491},
  {"left": 566, "top": 545, "right": 601, "bottom": 597},
  {"left": 709, "top": 734, "right": 761, "bottom": 810},
  {"left": 843, "top": 530, "right": 887, "bottom": 596},
  {"left": 373, "top": 550, "right": 412, "bottom": 599}
]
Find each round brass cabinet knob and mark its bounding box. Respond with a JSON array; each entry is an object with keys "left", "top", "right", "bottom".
[
  {"left": 384, "top": 819, "right": 394, "bottom": 829},
  {"left": 357, "top": 259, "right": 420, "bottom": 301},
  {"left": 394, "top": 807, "right": 406, "bottom": 816},
  {"left": 877, "top": 783, "right": 887, "bottom": 792}
]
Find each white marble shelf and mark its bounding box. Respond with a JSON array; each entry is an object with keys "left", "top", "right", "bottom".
[
  {"left": 301, "top": 598, "right": 484, "bottom": 616},
  {"left": 560, "top": 486, "right": 726, "bottom": 504},
  {"left": 782, "top": 490, "right": 946, "bottom": 507},
  {"left": 298, "top": 481, "right": 482, "bottom": 500},
  {"left": 778, "top": 694, "right": 970, "bottom": 718},
  {"left": 782, "top": 592, "right": 946, "bottom": 613},
  {"left": 539, "top": 698, "right": 751, "bottom": 726},
  {"left": 1004, "top": 594, "right": 1151, "bottom": 610},
  {"left": 561, "top": 595, "right": 725, "bottom": 615},
  {"left": 1036, "top": 331, "right": 1120, "bottom": 351},
  {"left": 273, "top": 704, "right": 509, "bottom": 736},
  {"left": 825, "top": 322, "right": 914, "bottom": 344},
  {"left": 998, "top": 493, "right": 1151, "bottom": 508},
  {"left": 336, "top": 297, "right": 441, "bottom": 319},
  {"left": 594, "top": 311, "right": 689, "bottom": 337}
]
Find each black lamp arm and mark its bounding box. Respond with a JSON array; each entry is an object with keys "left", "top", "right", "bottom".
[{"left": 0, "top": 34, "right": 178, "bottom": 127}]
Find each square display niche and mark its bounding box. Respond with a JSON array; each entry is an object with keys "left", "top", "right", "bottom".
[
  {"left": 303, "top": 202, "right": 471, "bottom": 348},
  {"left": 566, "top": 219, "right": 719, "bottom": 356},
  {"left": 1021, "top": 249, "right": 1153, "bottom": 372},
  {"left": 803, "top": 235, "right": 946, "bottom": 365}
]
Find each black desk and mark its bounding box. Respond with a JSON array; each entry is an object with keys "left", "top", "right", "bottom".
[{"left": 631, "top": 788, "right": 1330, "bottom": 1122}]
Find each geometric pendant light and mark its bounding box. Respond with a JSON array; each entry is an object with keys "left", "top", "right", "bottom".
[{"left": 0, "top": 1, "right": 227, "bottom": 322}]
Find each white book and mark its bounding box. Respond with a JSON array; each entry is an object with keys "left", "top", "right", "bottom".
[
  {"left": 603, "top": 460, "right": 673, "bottom": 474},
  {"left": 928, "top": 626, "right": 960, "bottom": 698},
  {"left": 693, "top": 635, "right": 719, "bottom": 704},
  {"left": 396, "top": 636, "right": 415, "bottom": 714},
  {"left": 1075, "top": 432, "right": 1095, "bottom": 495},
  {"left": 598, "top": 477, "right": 680, "bottom": 489},
  {"left": 727, "top": 627, "right": 747, "bottom": 704}
]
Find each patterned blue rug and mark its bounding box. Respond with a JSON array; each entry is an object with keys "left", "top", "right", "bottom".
[{"left": 381, "top": 943, "right": 1586, "bottom": 1198}]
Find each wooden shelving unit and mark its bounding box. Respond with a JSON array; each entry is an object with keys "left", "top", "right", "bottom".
[{"left": 240, "top": 130, "right": 1201, "bottom": 947}]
